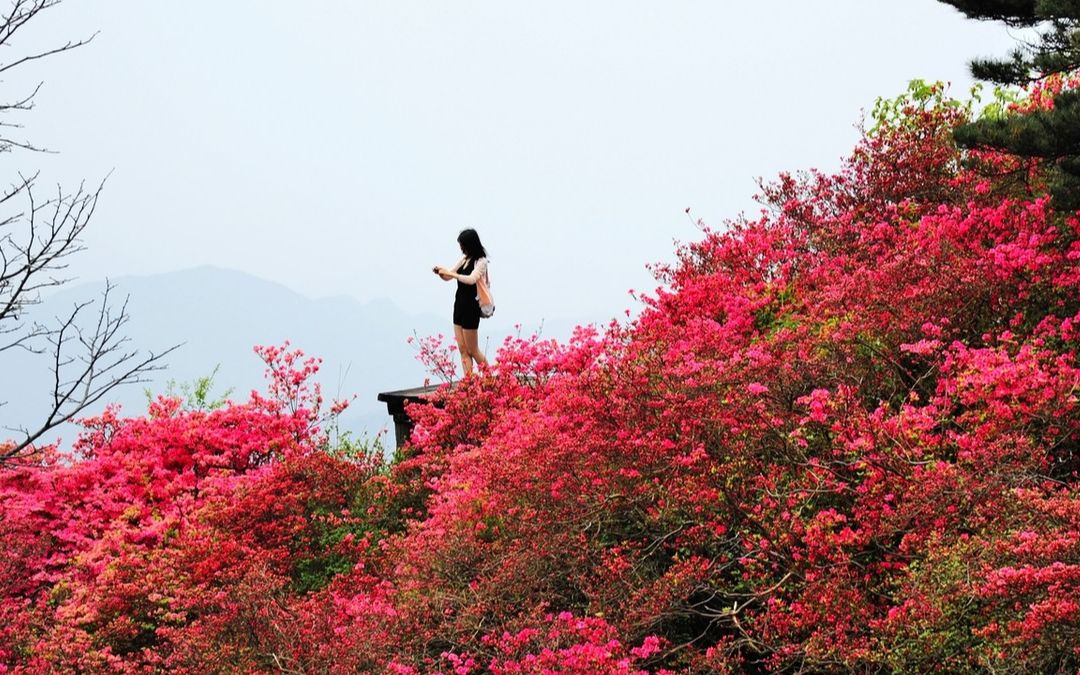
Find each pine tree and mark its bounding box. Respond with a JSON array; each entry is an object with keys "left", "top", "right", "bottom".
[{"left": 939, "top": 0, "right": 1080, "bottom": 208}]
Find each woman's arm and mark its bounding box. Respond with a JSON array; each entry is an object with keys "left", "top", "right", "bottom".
[
  {"left": 434, "top": 257, "right": 466, "bottom": 281},
  {"left": 446, "top": 257, "right": 487, "bottom": 285}
]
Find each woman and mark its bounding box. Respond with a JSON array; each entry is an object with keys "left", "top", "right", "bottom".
[{"left": 433, "top": 228, "right": 490, "bottom": 376}]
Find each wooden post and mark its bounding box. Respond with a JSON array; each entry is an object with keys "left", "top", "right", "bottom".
[{"left": 376, "top": 384, "right": 446, "bottom": 448}]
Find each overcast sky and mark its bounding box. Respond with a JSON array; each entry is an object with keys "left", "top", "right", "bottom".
[{"left": 8, "top": 1, "right": 1018, "bottom": 327}]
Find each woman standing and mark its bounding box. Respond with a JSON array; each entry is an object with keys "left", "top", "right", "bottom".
[{"left": 433, "top": 228, "right": 489, "bottom": 376}]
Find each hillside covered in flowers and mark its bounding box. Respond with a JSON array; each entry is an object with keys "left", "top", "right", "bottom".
[{"left": 3, "top": 78, "right": 1080, "bottom": 673}]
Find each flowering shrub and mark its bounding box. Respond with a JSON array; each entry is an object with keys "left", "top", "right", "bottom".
[
  {"left": 3, "top": 79, "right": 1080, "bottom": 672},
  {"left": 0, "top": 345, "right": 381, "bottom": 673},
  {"left": 383, "top": 80, "right": 1080, "bottom": 672}
]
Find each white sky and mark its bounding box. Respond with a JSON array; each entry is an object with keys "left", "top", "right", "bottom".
[{"left": 7, "top": 1, "right": 1018, "bottom": 326}]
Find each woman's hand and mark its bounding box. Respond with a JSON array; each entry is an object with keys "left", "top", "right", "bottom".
[{"left": 433, "top": 266, "right": 454, "bottom": 281}]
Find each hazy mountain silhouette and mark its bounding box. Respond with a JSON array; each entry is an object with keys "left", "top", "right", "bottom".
[{"left": 0, "top": 266, "right": 595, "bottom": 449}]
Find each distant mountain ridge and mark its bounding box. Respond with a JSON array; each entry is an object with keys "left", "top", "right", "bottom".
[
  {"left": 2, "top": 265, "right": 440, "bottom": 443},
  {"left": 0, "top": 266, "right": 598, "bottom": 447}
]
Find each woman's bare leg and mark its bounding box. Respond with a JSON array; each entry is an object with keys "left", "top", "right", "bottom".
[
  {"left": 462, "top": 329, "right": 487, "bottom": 371},
  {"left": 454, "top": 324, "right": 473, "bottom": 376}
]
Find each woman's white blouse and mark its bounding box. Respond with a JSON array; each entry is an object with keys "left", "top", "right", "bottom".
[{"left": 450, "top": 256, "right": 489, "bottom": 285}]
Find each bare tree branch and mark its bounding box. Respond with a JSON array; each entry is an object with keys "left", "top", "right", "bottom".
[
  {"left": 0, "top": 0, "right": 179, "bottom": 465},
  {"left": 0, "top": 0, "right": 96, "bottom": 153},
  {"left": 2, "top": 281, "right": 181, "bottom": 463},
  {"left": 0, "top": 33, "right": 97, "bottom": 76},
  {"left": 0, "top": 175, "right": 97, "bottom": 343}
]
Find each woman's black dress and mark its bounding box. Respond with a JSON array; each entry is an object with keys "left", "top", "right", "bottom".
[{"left": 453, "top": 258, "right": 481, "bottom": 330}]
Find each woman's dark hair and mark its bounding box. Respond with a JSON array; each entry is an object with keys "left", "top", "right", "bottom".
[{"left": 457, "top": 228, "right": 488, "bottom": 260}]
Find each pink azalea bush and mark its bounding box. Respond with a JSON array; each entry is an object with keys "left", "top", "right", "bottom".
[{"left": 2, "top": 79, "right": 1080, "bottom": 672}]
